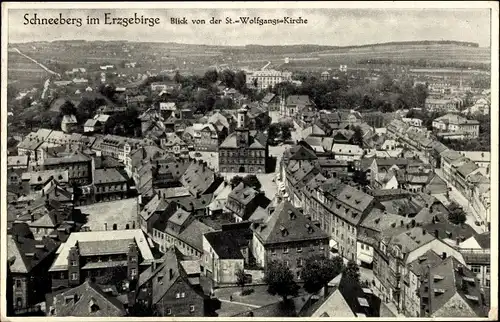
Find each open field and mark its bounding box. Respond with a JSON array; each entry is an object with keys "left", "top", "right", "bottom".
[
  {"left": 8, "top": 51, "right": 49, "bottom": 89},
  {"left": 8, "top": 41, "right": 490, "bottom": 78}
]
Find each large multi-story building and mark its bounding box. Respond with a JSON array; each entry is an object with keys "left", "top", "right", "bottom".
[
  {"left": 7, "top": 231, "right": 59, "bottom": 315},
  {"left": 48, "top": 229, "right": 155, "bottom": 292},
  {"left": 246, "top": 69, "right": 292, "bottom": 90},
  {"left": 432, "top": 113, "right": 480, "bottom": 138},
  {"left": 218, "top": 107, "right": 268, "bottom": 173},
  {"left": 251, "top": 200, "right": 329, "bottom": 281},
  {"left": 41, "top": 151, "right": 92, "bottom": 186}
]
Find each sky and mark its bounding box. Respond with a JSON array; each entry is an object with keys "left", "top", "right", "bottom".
[{"left": 7, "top": 8, "right": 492, "bottom": 47}]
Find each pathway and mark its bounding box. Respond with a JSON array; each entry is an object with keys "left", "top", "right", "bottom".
[
  {"left": 12, "top": 48, "right": 61, "bottom": 76},
  {"left": 218, "top": 299, "right": 260, "bottom": 308}
]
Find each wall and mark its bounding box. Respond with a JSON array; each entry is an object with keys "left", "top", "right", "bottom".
[{"left": 217, "top": 259, "right": 244, "bottom": 284}]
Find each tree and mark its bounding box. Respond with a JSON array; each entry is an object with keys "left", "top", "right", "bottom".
[
  {"left": 204, "top": 69, "right": 219, "bottom": 84},
  {"left": 174, "top": 71, "right": 183, "bottom": 84},
  {"left": 281, "top": 125, "right": 292, "bottom": 142},
  {"left": 343, "top": 260, "right": 360, "bottom": 284},
  {"left": 230, "top": 175, "right": 244, "bottom": 188},
  {"left": 234, "top": 71, "right": 247, "bottom": 91},
  {"left": 267, "top": 123, "right": 280, "bottom": 145},
  {"left": 447, "top": 202, "right": 467, "bottom": 225},
  {"left": 220, "top": 69, "right": 235, "bottom": 88},
  {"left": 351, "top": 126, "right": 364, "bottom": 147},
  {"left": 264, "top": 260, "right": 299, "bottom": 302},
  {"left": 302, "top": 255, "right": 344, "bottom": 294},
  {"left": 243, "top": 175, "right": 262, "bottom": 191},
  {"left": 236, "top": 268, "right": 247, "bottom": 293},
  {"left": 352, "top": 170, "right": 369, "bottom": 186}
]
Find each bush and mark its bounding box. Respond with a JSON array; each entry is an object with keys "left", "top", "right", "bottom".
[{"left": 241, "top": 288, "right": 255, "bottom": 296}]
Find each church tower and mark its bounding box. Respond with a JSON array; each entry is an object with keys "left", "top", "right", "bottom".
[{"left": 236, "top": 106, "right": 249, "bottom": 146}]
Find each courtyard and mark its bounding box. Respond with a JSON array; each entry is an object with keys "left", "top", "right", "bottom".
[{"left": 76, "top": 197, "right": 139, "bottom": 232}]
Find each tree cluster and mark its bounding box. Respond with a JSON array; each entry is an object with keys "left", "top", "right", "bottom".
[{"left": 230, "top": 174, "right": 262, "bottom": 190}]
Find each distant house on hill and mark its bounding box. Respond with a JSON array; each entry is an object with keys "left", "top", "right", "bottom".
[{"left": 61, "top": 115, "right": 78, "bottom": 133}]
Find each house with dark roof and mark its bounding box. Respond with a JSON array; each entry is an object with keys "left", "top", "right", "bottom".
[
  {"left": 46, "top": 279, "right": 127, "bottom": 317},
  {"left": 251, "top": 200, "right": 329, "bottom": 280},
  {"left": 92, "top": 168, "right": 129, "bottom": 203},
  {"left": 260, "top": 92, "right": 280, "bottom": 110},
  {"left": 202, "top": 222, "right": 253, "bottom": 284},
  {"left": 312, "top": 273, "right": 382, "bottom": 317},
  {"left": 151, "top": 206, "right": 214, "bottom": 258},
  {"left": 180, "top": 159, "right": 222, "bottom": 198},
  {"left": 225, "top": 182, "right": 271, "bottom": 222},
  {"left": 372, "top": 226, "right": 466, "bottom": 310},
  {"left": 280, "top": 95, "right": 314, "bottom": 118},
  {"left": 7, "top": 233, "right": 60, "bottom": 314},
  {"left": 403, "top": 250, "right": 445, "bottom": 316},
  {"left": 218, "top": 107, "right": 268, "bottom": 174},
  {"left": 41, "top": 151, "right": 92, "bottom": 186},
  {"left": 420, "top": 257, "right": 488, "bottom": 317},
  {"left": 139, "top": 194, "right": 177, "bottom": 235},
  {"left": 131, "top": 247, "right": 207, "bottom": 317}
]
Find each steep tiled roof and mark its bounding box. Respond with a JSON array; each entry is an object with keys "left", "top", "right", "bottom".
[
  {"left": 254, "top": 200, "right": 329, "bottom": 245},
  {"left": 408, "top": 249, "right": 444, "bottom": 276},
  {"left": 424, "top": 257, "right": 487, "bottom": 317},
  {"left": 180, "top": 160, "right": 217, "bottom": 196},
  {"left": 94, "top": 168, "right": 128, "bottom": 184},
  {"left": 7, "top": 234, "right": 59, "bottom": 274},
  {"left": 48, "top": 280, "right": 126, "bottom": 317}
]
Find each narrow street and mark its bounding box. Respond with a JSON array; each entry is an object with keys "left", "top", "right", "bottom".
[{"left": 434, "top": 168, "right": 486, "bottom": 234}]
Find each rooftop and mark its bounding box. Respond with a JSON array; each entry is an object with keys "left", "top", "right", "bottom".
[{"left": 49, "top": 229, "right": 153, "bottom": 272}]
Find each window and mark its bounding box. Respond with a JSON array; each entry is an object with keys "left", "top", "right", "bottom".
[
  {"left": 15, "top": 279, "right": 21, "bottom": 288},
  {"left": 283, "top": 247, "right": 289, "bottom": 254},
  {"left": 297, "top": 258, "right": 303, "bottom": 267},
  {"left": 176, "top": 293, "right": 180, "bottom": 299},
  {"left": 131, "top": 268, "right": 137, "bottom": 278},
  {"left": 485, "top": 279, "right": 490, "bottom": 287},
  {"left": 284, "top": 260, "right": 289, "bottom": 267},
  {"left": 166, "top": 308, "right": 172, "bottom": 315},
  {"left": 189, "top": 305, "right": 195, "bottom": 313},
  {"left": 486, "top": 266, "right": 490, "bottom": 274},
  {"left": 181, "top": 292, "right": 186, "bottom": 298},
  {"left": 471, "top": 265, "right": 481, "bottom": 274},
  {"left": 71, "top": 273, "right": 78, "bottom": 280},
  {"left": 271, "top": 248, "right": 276, "bottom": 255},
  {"left": 297, "top": 247, "right": 302, "bottom": 253}
]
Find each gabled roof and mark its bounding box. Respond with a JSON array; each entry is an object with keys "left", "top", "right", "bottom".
[
  {"left": 338, "top": 274, "right": 381, "bottom": 317},
  {"left": 425, "top": 256, "right": 487, "bottom": 317},
  {"left": 7, "top": 234, "right": 59, "bottom": 274},
  {"left": 180, "top": 160, "right": 217, "bottom": 196},
  {"left": 253, "top": 200, "right": 328, "bottom": 245},
  {"left": 48, "top": 280, "right": 126, "bottom": 317},
  {"left": 93, "top": 168, "right": 128, "bottom": 184}
]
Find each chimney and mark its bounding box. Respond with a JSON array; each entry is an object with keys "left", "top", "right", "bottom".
[
  {"left": 434, "top": 229, "right": 439, "bottom": 238},
  {"left": 169, "top": 268, "right": 174, "bottom": 280},
  {"left": 441, "top": 252, "right": 447, "bottom": 260}
]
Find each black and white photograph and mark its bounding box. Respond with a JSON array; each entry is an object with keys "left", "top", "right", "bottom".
[{"left": 1, "top": 2, "right": 497, "bottom": 320}]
